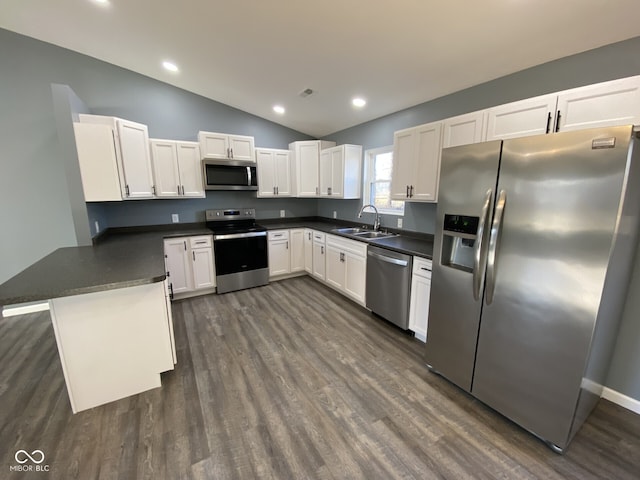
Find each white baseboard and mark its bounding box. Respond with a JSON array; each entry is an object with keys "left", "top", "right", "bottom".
[
  {"left": 602, "top": 387, "right": 640, "bottom": 415},
  {"left": 2, "top": 302, "right": 50, "bottom": 318}
]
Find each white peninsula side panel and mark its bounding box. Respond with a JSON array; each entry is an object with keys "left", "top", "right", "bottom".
[{"left": 49, "top": 282, "right": 175, "bottom": 413}]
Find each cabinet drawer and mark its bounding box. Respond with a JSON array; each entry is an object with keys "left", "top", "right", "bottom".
[
  {"left": 326, "top": 234, "right": 367, "bottom": 257},
  {"left": 268, "top": 230, "right": 289, "bottom": 241},
  {"left": 312, "top": 231, "right": 326, "bottom": 243},
  {"left": 413, "top": 257, "right": 432, "bottom": 278},
  {"left": 189, "top": 235, "right": 213, "bottom": 249}
]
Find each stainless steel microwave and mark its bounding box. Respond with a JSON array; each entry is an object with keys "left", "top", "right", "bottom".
[{"left": 203, "top": 160, "right": 258, "bottom": 191}]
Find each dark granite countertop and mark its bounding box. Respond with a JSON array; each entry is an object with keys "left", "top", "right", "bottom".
[
  {"left": 0, "top": 217, "right": 432, "bottom": 307},
  {"left": 260, "top": 218, "right": 434, "bottom": 259},
  {"left": 0, "top": 227, "right": 212, "bottom": 307}
]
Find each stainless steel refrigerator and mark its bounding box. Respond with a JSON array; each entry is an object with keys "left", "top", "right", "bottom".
[{"left": 425, "top": 125, "right": 640, "bottom": 452}]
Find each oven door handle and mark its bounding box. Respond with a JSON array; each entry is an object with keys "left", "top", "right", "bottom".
[{"left": 214, "top": 231, "right": 267, "bottom": 241}]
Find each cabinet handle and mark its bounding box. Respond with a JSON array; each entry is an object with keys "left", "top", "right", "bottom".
[
  {"left": 181, "top": 185, "right": 185, "bottom": 195},
  {"left": 406, "top": 185, "right": 409, "bottom": 198},
  {"left": 321, "top": 246, "right": 324, "bottom": 254},
  {"left": 126, "top": 184, "right": 130, "bottom": 197},
  {"left": 410, "top": 185, "right": 414, "bottom": 197},
  {"left": 316, "top": 186, "right": 319, "bottom": 195},
  {"left": 545, "top": 112, "right": 552, "bottom": 134},
  {"left": 420, "top": 267, "right": 431, "bottom": 271},
  {"left": 308, "top": 232, "right": 311, "bottom": 240},
  {"left": 169, "top": 283, "right": 174, "bottom": 300},
  {"left": 227, "top": 147, "right": 230, "bottom": 158},
  {"left": 340, "top": 252, "right": 345, "bottom": 262},
  {"left": 555, "top": 111, "right": 561, "bottom": 132},
  {"left": 230, "top": 148, "right": 234, "bottom": 159},
  {"left": 184, "top": 241, "right": 187, "bottom": 251},
  {"left": 276, "top": 186, "right": 279, "bottom": 195},
  {"left": 286, "top": 241, "right": 289, "bottom": 250},
  {"left": 195, "top": 241, "right": 207, "bottom": 244},
  {"left": 152, "top": 185, "right": 156, "bottom": 195},
  {"left": 177, "top": 185, "right": 181, "bottom": 195},
  {"left": 193, "top": 251, "right": 196, "bottom": 261},
  {"left": 273, "top": 186, "right": 276, "bottom": 195}
]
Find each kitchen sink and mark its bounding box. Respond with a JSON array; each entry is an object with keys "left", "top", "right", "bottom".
[
  {"left": 353, "top": 231, "right": 396, "bottom": 239},
  {"left": 331, "top": 227, "right": 397, "bottom": 240},
  {"left": 333, "top": 227, "right": 367, "bottom": 235}
]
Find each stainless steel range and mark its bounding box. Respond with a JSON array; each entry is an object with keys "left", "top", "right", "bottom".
[{"left": 206, "top": 208, "right": 269, "bottom": 294}]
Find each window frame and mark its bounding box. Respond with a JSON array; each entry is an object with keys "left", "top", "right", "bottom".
[{"left": 362, "top": 146, "right": 405, "bottom": 216}]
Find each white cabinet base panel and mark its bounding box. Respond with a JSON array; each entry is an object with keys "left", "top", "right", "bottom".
[{"left": 49, "top": 282, "right": 174, "bottom": 413}]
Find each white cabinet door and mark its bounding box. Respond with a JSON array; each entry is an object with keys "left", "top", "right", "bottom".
[
  {"left": 304, "top": 229, "right": 313, "bottom": 274},
  {"left": 164, "top": 238, "right": 193, "bottom": 294},
  {"left": 319, "top": 149, "right": 332, "bottom": 197},
  {"left": 409, "top": 257, "right": 432, "bottom": 343},
  {"left": 329, "top": 147, "right": 344, "bottom": 198},
  {"left": 117, "top": 119, "right": 154, "bottom": 198},
  {"left": 274, "top": 150, "right": 292, "bottom": 196},
  {"left": 198, "top": 132, "right": 229, "bottom": 159},
  {"left": 296, "top": 141, "right": 322, "bottom": 197},
  {"left": 151, "top": 140, "right": 181, "bottom": 197},
  {"left": 290, "top": 229, "right": 305, "bottom": 273},
  {"left": 556, "top": 76, "right": 640, "bottom": 132},
  {"left": 192, "top": 247, "right": 215, "bottom": 289},
  {"left": 257, "top": 149, "right": 291, "bottom": 197},
  {"left": 73, "top": 123, "right": 123, "bottom": 202},
  {"left": 312, "top": 233, "right": 326, "bottom": 280},
  {"left": 442, "top": 111, "right": 486, "bottom": 148},
  {"left": 228, "top": 135, "right": 255, "bottom": 161},
  {"left": 268, "top": 230, "right": 290, "bottom": 277},
  {"left": 486, "top": 94, "right": 558, "bottom": 140},
  {"left": 412, "top": 122, "right": 443, "bottom": 202},
  {"left": 390, "top": 127, "right": 417, "bottom": 200},
  {"left": 325, "top": 242, "right": 345, "bottom": 290},
  {"left": 176, "top": 142, "right": 204, "bottom": 197},
  {"left": 409, "top": 274, "right": 431, "bottom": 343},
  {"left": 256, "top": 149, "right": 277, "bottom": 197},
  {"left": 344, "top": 252, "right": 366, "bottom": 305}
]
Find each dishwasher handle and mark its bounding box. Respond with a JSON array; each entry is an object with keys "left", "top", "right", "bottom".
[{"left": 368, "top": 250, "right": 409, "bottom": 267}]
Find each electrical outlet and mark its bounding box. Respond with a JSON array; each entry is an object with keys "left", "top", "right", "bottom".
[
  {"left": 171, "top": 214, "right": 179, "bottom": 223},
  {"left": 94, "top": 220, "right": 100, "bottom": 233},
  {"left": 333, "top": 211, "right": 337, "bottom": 219},
  {"left": 397, "top": 218, "right": 403, "bottom": 228},
  {"left": 280, "top": 210, "right": 285, "bottom": 218}
]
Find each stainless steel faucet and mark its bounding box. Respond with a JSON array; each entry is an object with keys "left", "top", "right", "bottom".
[{"left": 358, "top": 204, "right": 381, "bottom": 231}]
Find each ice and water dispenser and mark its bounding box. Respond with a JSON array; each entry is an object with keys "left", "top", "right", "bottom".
[{"left": 440, "top": 214, "right": 479, "bottom": 272}]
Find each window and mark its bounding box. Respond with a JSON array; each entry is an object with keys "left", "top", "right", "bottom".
[{"left": 362, "top": 146, "right": 404, "bottom": 215}]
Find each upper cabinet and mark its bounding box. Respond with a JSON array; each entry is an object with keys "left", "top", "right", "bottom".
[
  {"left": 256, "top": 148, "right": 292, "bottom": 197},
  {"left": 442, "top": 111, "right": 487, "bottom": 148},
  {"left": 77, "top": 114, "right": 154, "bottom": 200},
  {"left": 198, "top": 131, "right": 255, "bottom": 162},
  {"left": 319, "top": 144, "right": 362, "bottom": 199},
  {"left": 289, "top": 140, "right": 336, "bottom": 197},
  {"left": 556, "top": 76, "right": 640, "bottom": 132},
  {"left": 150, "top": 140, "right": 204, "bottom": 198},
  {"left": 485, "top": 94, "right": 558, "bottom": 140},
  {"left": 390, "top": 121, "right": 442, "bottom": 202},
  {"left": 486, "top": 75, "right": 640, "bottom": 140}
]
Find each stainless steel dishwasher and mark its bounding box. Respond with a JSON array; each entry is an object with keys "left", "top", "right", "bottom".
[{"left": 366, "top": 245, "right": 413, "bottom": 329}]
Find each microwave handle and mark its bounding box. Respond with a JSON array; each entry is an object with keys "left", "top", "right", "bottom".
[{"left": 247, "top": 166, "right": 252, "bottom": 186}]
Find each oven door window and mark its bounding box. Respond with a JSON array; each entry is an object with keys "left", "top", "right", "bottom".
[{"left": 214, "top": 236, "right": 268, "bottom": 275}]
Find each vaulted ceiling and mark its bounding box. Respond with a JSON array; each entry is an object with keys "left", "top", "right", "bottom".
[{"left": 2, "top": 0, "right": 640, "bottom": 136}]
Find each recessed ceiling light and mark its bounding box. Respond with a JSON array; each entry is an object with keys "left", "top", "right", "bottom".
[
  {"left": 273, "top": 105, "right": 285, "bottom": 115},
  {"left": 162, "top": 61, "right": 179, "bottom": 73},
  {"left": 91, "top": 0, "right": 110, "bottom": 5},
  {"left": 352, "top": 97, "right": 367, "bottom": 108}
]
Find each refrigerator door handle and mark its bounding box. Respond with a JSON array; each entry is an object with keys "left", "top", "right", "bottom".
[
  {"left": 473, "top": 189, "right": 493, "bottom": 301},
  {"left": 486, "top": 189, "right": 507, "bottom": 305}
]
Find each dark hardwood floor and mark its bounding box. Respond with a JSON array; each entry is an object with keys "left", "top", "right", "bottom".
[{"left": 1, "top": 276, "right": 639, "bottom": 479}]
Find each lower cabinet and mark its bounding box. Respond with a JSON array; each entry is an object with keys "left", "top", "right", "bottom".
[
  {"left": 325, "top": 234, "right": 367, "bottom": 306},
  {"left": 312, "top": 231, "right": 326, "bottom": 281},
  {"left": 164, "top": 235, "right": 215, "bottom": 300},
  {"left": 268, "top": 228, "right": 306, "bottom": 278},
  {"left": 409, "top": 257, "right": 432, "bottom": 342},
  {"left": 304, "top": 229, "right": 313, "bottom": 274}
]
